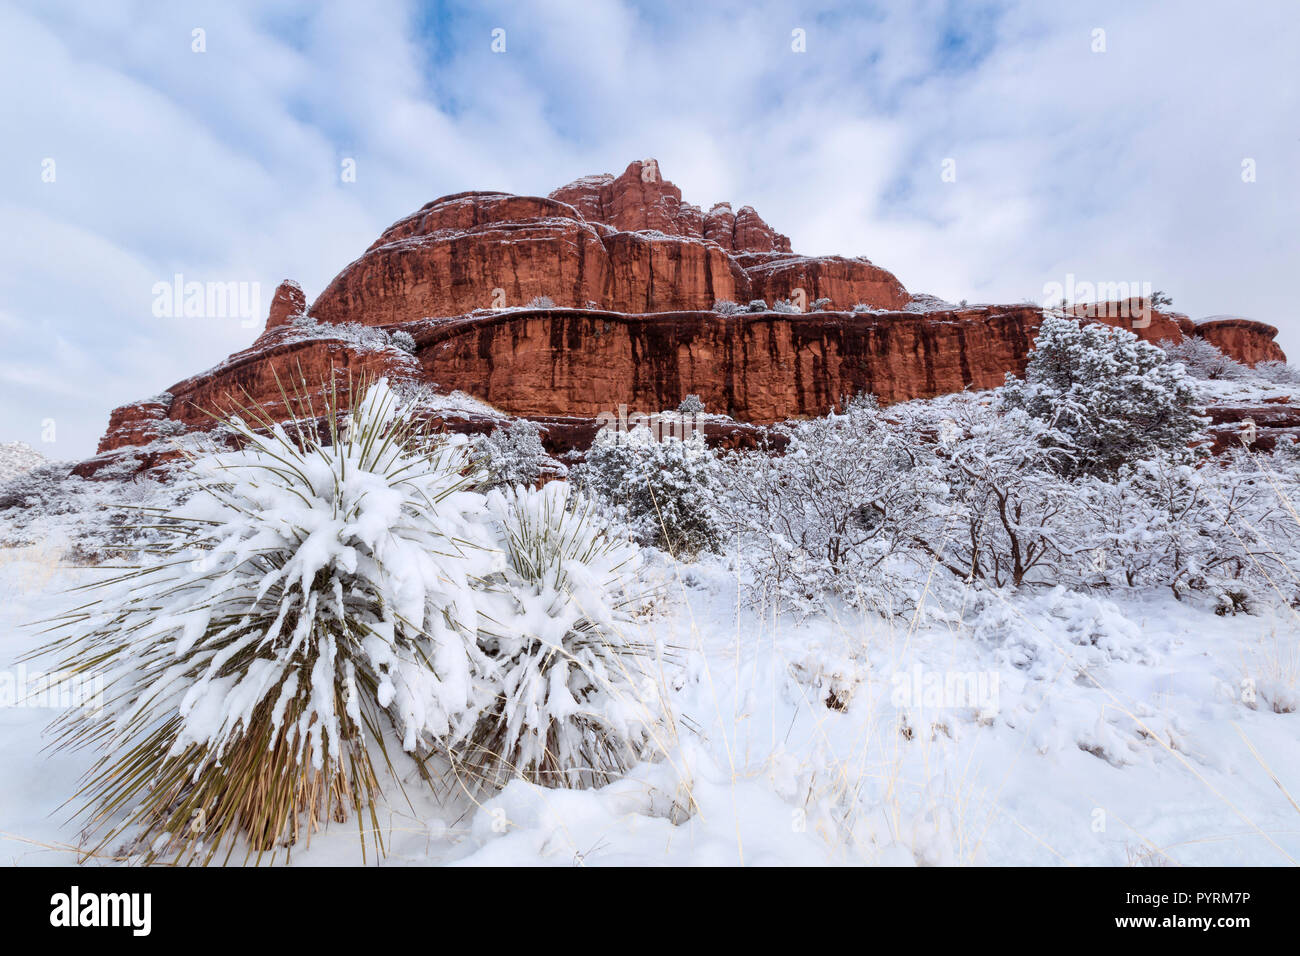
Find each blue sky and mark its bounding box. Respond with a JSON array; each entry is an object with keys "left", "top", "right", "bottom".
[{"left": 2, "top": 0, "right": 1298, "bottom": 456}]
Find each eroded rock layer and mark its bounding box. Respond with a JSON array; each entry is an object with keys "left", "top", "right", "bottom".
[{"left": 83, "top": 159, "right": 1288, "bottom": 475}]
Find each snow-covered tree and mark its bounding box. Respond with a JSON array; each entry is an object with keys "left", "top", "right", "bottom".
[
  {"left": 911, "top": 399, "right": 1083, "bottom": 589},
  {"left": 677, "top": 394, "right": 705, "bottom": 414},
  {"left": 718, "top": 396, "right": 942, "bottom": 614},
  {"left": 472, "top": 419, "right": 566, "bottom": 489},
  {"left": 1001, "top": 315, "right": 1205, "bottom": 477},
  {"left": 574, "top": 425, "right": 723, "bottom": 558}
]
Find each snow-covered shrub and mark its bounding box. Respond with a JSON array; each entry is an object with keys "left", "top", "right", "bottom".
[
  {"left": 746, "top": 299, "right": 769, "bottom": 312},
  {"left": 0, "top": 440, "right": 47, "bottom": 482},
  {"left": 851, "top": 303, "right": 874, "bottom": 313},
  {"left": 812, "top": 297, "right": 833, "bottom": 312},
  {"left": 773, "top": 298, "right": 801, "bottom": 314},
  {"left": 390, "top": 329, "right": 417, "bottom": 353},
  {"left": 527, "top": 295, "right": 557, "bottom": 309},
  {"left": 0, "top": 465, "right": 173, "bottom": 560},
  {"left": 1196, "top": 448, "right": 1300, "bottom": 603},
  {"left": 1159, "top": 336, "right": 1250, "bottom": 380},
  {"left": 719, "top": 396, "right": 942, "bottom": 614},
  {"left": 1001, "top": 315, "right": 1205, "bottom": 477},
  {"left": 458, "top": 484, "right": 668, "bottom": 789},
  {"left": 677, "top": 394, "right": 705, "bottom": 414},
  {"left": 287, "top": 314, "right": 412, "bottom": 354},
  {"left": 574, "top": 425, "right": 723, "bottom": 558},
  {"left": 1253, "top": 360, "right": 1300, "bottom": 385},
  {"left": 472, "top": 419, "right": 566, "bottom": 490},
  {"left": 392, "top": 380, "right": 502, "bottom": 418},
  {"left": 713, "top": 300, "right": 743, "bottom": 315},
  {"left": 914, "top": 400, "right": 1082, "bottom": 589},
  {"left": 1074, "top": 444, "right": 1300, "bottom": 603},
  {"left": 35, "top": 381, "right": 498, "bottom": 863},
  {"left": 0, "top": 463, "right": 75, "bottom": 513}
]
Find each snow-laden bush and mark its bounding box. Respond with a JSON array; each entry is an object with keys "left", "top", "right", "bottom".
[
  {"left": 0, "top": 465, "right": 175, "bottom": 560},
  {"left": 457, "top": 484, "right": 668, "bottom": 789},
  {"left": 712, "top": 300, "right": 743, "bottom": 315},
  {"left": 36, "top": 382, "right": 501, "bottom": 863},
  {"left": 773, "top": 298, "right": 801, "bottom": 314},
  {"left": 0, "top": 464, "right": 80, "bottom": 514},
  {"left": 677, "top": 394, "right": 705, "bottom": 414},
  {"left": 472, "top": 419, "right": 566, "bottom": 490},
  {"left": 719, "top": 397, "right": 943, "bottom": 615},
  {"left": 574, "top": 425, "right": 723, "bottom": 558},
  {"left": 1001, "top": 315, "right": 1205, "bottom": 477},
  {"left": 527, "top": 295, "right": 557, "bottom": 309},
  {"left": 851, "top": 303, "right": 875, "bottom": 313},
  {"left": 911, "top": 400, "right": 1083, "bottom": 589},
  {"left": 811, "top": 297, "right": 833, "bottom": 312},
  {"left": 1159, "top": 336, "right": 1250, "bottom": 381},
  {"left": 1070, "top": 454, "right": 1292, "bottom": 600},
  {"left": 746, "top": 299, "right": 769, "bottom": 312},
  {"left": 286, "top": 315, "right": 413, "bottom": 354},
  {"left": 1254, "top": 360, "right": 1300, "bottom": 385}
]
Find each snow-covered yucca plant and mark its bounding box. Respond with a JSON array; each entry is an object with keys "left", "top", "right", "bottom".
[
  {"left": 456, "top": 484, "right": 668, "bottom": 791},
  {"left": 35, "top": 379, "right": 497, "bottom": 864}
]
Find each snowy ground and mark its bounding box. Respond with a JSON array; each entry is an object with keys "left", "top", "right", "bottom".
[{"left": 2, "top": 530, "right": 1296, "bottom": 867}]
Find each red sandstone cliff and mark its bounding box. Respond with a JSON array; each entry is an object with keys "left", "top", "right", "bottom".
[
  {"left": 1193, "top": 317, "right": 1286, "bottom": 366},
  {"left": 81, "top": 159, "right": 1288, "bottom": 476}
]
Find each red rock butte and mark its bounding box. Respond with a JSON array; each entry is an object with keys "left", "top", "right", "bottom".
[{"left": 81, "top": 159, "right": 1286, "bottom": 475}]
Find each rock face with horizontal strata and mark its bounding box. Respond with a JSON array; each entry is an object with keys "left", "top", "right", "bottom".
[
  {"left": 1193, "top": 317, "right": 1286, "bottom": 366},
  {"left": 82, "top": 159, "right": 1287, "bottom": 475}
]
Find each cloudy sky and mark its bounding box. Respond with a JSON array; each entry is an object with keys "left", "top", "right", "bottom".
[{"left": 2, "top": 0, "right": 1297, "bottom": 457}]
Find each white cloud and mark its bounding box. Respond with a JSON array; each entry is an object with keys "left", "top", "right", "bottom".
[{"left": 1, "top": 0, "right": 1296, "bottom": 456}]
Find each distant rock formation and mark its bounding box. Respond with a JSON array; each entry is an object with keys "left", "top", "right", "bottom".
[{"left": 81, "top": 159, "right": 1288, "bottom": 477}]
